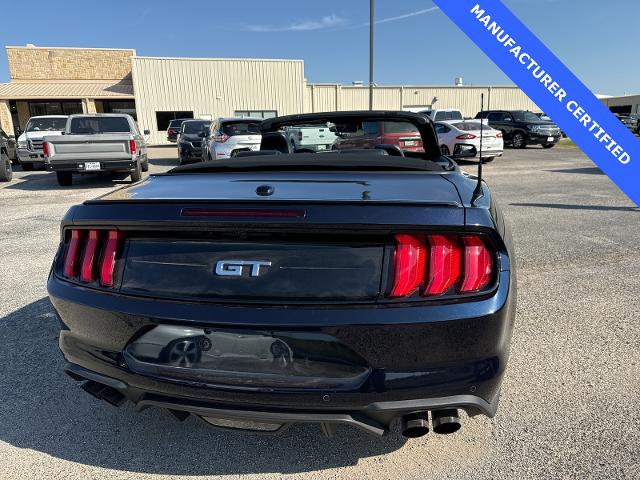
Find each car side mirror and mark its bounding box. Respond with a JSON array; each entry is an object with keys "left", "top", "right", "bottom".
[{"left": 143, "top": 129, "right": 150, "bottom": 135}]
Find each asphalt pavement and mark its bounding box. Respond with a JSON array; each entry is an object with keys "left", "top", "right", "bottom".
[{"left": 0, "top": 143, "right": 638, "bottom": 479}]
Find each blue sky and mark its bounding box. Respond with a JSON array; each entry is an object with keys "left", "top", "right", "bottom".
[{"left": 0, "top": 0, "right": 638, "bottom": 95}]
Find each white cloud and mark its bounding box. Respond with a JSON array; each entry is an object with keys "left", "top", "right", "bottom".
[
  {"left": 245, "top": 14, "right": 345, "bottom": 32},
  {"left": 350, "top": 6, "right": 440, "bottom": 28}
]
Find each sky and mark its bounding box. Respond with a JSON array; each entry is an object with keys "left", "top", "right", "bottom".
[{"left": 0, "top": 0, "right": 638, "bottom": 96}]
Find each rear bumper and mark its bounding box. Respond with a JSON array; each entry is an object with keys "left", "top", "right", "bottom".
[
  {"left": 49, "top": 269, "right": 516, "bottom": 434},
  {"left": 47, "top": 160, "right": 136, "bottom": 173},
  {"left": 18, "top": 149, "right": 45, "bottom": 164}
]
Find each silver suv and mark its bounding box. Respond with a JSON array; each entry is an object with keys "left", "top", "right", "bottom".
[{"left": 203, "top": 118, "right": 262, "bottom": 160}]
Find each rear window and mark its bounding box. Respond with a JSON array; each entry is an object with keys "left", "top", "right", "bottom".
[
  {"left": 221, "top": 121, "right": 261, "bottom": 136},
  {"left": 513, "top": 111, "right": 542, "bottom": 123},
  {"left": 451, "top": 122, "right": 485, "bottom": 131},
  {"left": 69, "top": 116, "right": 130, "bottom": 134},
  {"left": 433, "top": 111, "right": 463, "bottom": 121},
  {"left": 169, "top": 119, "right": 186, "bottom": 128},
  {"left": 26, "top": 117, "right": 67, "bottom": 132},
  {"left": 182, "top": 121, "right": 209, "bottom": 134},
  {"left": 382, "top": 122, "right": 420, "bottom": 134}
]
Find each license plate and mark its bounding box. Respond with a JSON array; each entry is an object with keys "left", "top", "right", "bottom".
[
  {"left": 29, "top": 154, "right": 39, "bottom": 158},
  {"left": 249, "top": 144, "right": 259, "bottom": 151},
  {"left": 404, "top": 140, "right": 416, "bottom": 146},
  {"left": 84, "top": 162, "right": 101, "bottom": 171},
  {"left": 316, "top": 145, "right": 327, "bottom": 150},
  {"left": 547, "top": 136, "right": 555, "bottom": 142}
]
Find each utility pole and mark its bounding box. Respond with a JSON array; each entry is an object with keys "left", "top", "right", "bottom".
[{"left": 369, "top": 0, "right": 374, "bottom": 110}]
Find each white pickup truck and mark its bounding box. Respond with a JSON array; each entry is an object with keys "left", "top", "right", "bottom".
[
  {"left": 17, "top": 115, "right": 67, "bottom": 171},
  {"left": 44, "top": 114, "right": 149, "bottom": 186},
  {"left": 284, "top": 125, "right": 338, "bottom": 152}
]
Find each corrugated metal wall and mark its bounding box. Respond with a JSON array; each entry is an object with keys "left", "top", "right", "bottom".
[
  {"left": 132, "top": 57, "right": 305, "bottom": 144},
  {"left": 303, "top": 84, "right": 539, "bottom": 116}
]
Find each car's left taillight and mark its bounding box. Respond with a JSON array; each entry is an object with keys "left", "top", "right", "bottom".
[
  {"left": 387, "top": 233, "right": 495, "bottom": 299},
  {"left": 61, "top": 229, "right": 122, "bottom": 288},
  {"left": 42, "top": 141, "right": 49, "bottom": 157},
  {"left": 129, "top": 138, "right": 136, "bottom": 155}
]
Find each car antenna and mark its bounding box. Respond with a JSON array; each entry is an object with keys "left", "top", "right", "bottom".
[{"left": 471, "top": 93, "right": 485, "bottom": 206}]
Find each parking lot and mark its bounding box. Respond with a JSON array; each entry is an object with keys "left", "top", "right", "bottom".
[{"left": 0, "top": 144, "right": 638, "bottom": 479}]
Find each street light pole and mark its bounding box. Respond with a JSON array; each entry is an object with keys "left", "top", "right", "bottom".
[{"left": 369, "top": 0, "right": 374, "bottom": 110}]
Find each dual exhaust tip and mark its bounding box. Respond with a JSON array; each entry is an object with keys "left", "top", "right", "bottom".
[{"left": 400, "top": 409, "right": 461, "bottom": 438}]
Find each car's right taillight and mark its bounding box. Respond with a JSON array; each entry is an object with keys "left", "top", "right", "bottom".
[
  {"left": 61, "top": 228, "right": 122, "bottom": 288},
  {"left": 387, "top": 233, "right": 494, "bottom": 299},
  {"left": 213, "top": 133, "right": 229, "bottom": 143}
]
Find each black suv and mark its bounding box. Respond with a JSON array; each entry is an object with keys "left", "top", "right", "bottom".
[{"left": 476, "top": 110, "right": 561, "bottom": 149}]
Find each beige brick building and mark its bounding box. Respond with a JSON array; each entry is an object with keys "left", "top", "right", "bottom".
[{"left": 0, "top": 45, "right": 136, "bottom": 135}]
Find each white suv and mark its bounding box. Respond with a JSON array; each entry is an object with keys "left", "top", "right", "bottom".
[{"left": 204, "top": 118, "right": 262, "bottom": 160}]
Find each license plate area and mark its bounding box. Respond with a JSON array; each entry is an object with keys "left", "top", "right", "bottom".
[
  {"left": 84, "top": 162, "right": 101, "bottom": 171},
  {"left": 547, "top": 136, "right": 555, "bottom": 142}
]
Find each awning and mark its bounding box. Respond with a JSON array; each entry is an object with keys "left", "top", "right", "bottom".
[{"left": 0, "top": 81, "right": 134, "bottom": 99}]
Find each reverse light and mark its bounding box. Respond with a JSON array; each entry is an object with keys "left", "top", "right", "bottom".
[
  {"left": 387, "top": 233, "right": 495, "bottom": 299},
  {"left": 456, "top": 134, "right": 477, "bottom": 140}
]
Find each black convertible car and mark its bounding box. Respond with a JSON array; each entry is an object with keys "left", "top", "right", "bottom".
[{"left": 48, "top": 111, "right": 516, "bottom": 439}]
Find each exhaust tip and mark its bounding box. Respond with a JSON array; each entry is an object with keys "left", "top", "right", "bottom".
[
  {"left": 400, "top": 412, "right": 430, "bottom": 438},
  {"left": 81, "top": 380, "right": 125, "bottom": 407},
  {"left": 432, "top": 409, "right": 461, "bottom": 434}
]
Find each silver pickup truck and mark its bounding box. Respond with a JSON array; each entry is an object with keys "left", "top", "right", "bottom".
[{"left": 44, "top": 114, "right": 149, "bottom": 187}]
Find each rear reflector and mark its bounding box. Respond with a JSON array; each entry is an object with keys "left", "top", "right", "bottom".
[
  {"left": 388, "top": 233, "right": 494, "bottom": 299},
  {"left": 100, "top": 230, "right": 121, "bottom": 287},
  {"left": 80, "top": 230, "right": 100, "bottom": 283},
  {"left": 63, "top": 229, "right": 83, "bottom": 278},
  {"left": 389, "top": 234, "right": 427, "bottom": 297},
  {"left": 181, "top": 208, "right": 306, "bottom": 218},
  {"left": 61, "top": 229, "right": 121, "bottom": 288}
]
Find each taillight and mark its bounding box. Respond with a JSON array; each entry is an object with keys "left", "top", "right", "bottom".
[
  {"left": 168, "top": 128, "right": 175, "bottom": 135},
  {"left": 60, "top": 229, "right": 121, "bottom": 288},
  {"left": 496, "top": 132, "right": 503, "bottom": 138},
  {"left": 100, "top": 230, "right": 120, "bottom": 287},
  {"left": 456, "top": 134, "right": 477, "bottom": 140},
  {"left": 298, "top": 131, "right": 303, "bottom": 142},
  {"left": 387, "top": 233, "right": 494, "bottom": 298},
  {"left": 80, "top": 230, "right": 100, "bottom": 283},
  {"left": 389, "top": 234, "right": 427, "bottom": 297},
  {"left": 42, "top": 141, "right": 49, "bottom": 157},
  {"left": 213, "top": 133, "right": 229, "bottom": 143},
  {"left": 424, "top": 235, "right": 462, "bottom": 296},
  {"left": 63, "top": 229, "right": 83, "bottom": 278},
  {"left": 129, "top": 138, "right": 136, "bottom": 155}
]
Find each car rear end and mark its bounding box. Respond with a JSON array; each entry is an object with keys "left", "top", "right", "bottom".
[
  {"left": 48, "top": 169, "right": 516, "bottom": 438},
  {"left": 167, "top": 119, "right": 186, "bottom": 143},
  {"left": 451, "top": 121, "right": 504, "bottom": 159},
  {"left": 379, "top": 121, "right": 423, "bottom": 152},
  {"left": 212, "top": 119, "right": 262, "bottom": 158}
]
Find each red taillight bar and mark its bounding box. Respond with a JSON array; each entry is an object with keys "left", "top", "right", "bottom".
[
  {"left": 456, "top": 134, "right": 477, "bottom": 140},
  {"left": 61, "top": 229, "right": 121, "bottom": 288},
  {"left": 100, "top": 230, "right": 120, "bottom": 287},
  {"left": 388, "top": 233, "right": 494, "bottom": 298},
  {"left": 389, "top": 234, "right": 427, "bottom": 298},
  {"left": 424, "top": 235, "right": 462, "bottom": 296},
  {"left": 80, "top": 230, "right": 100, "bottom": 283},
  {"left": 42, "top": 141, "right": 50, "bottom": 157},
  {"left": 129, "top": 138, "right": 136, "bottom": 155},
  {"left": 63, "top": 229, "right": 83, "bottom": 278},
  {"left": 460, "top": 236, "right": 494, "bottom": 293}
]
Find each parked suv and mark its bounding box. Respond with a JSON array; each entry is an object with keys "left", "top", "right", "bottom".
[
  {"left": 204, "top": 118, "right": 262, "bottom": 160},
  {"left": 167, "top": 119, "right": 190, "bottom": 143},
  {"left": 475, "top": 110, "right": 561, "bottom": 149},
  {"left": 0, "top": 133, "right": 13, "bottom": 182},
  {"left": 17, "top": 115, "right": 67, "bottom": 170},
  {"left": 0, "top": 128, "right": 17, "bottom": 165},
  {"left": 178, "top": 119, "right": 210, "bottom": 164}
]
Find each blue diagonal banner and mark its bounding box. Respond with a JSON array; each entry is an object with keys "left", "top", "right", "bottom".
[{"left": 433, "top": 0, "right": 639, "bottom": 206}]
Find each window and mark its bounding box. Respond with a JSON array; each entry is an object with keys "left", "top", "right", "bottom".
[
  {"left": 435, "top": 124, "right": 451, "bottom": 134},
  {"left": 362, "top": 121, "right": 380, "bottom": 135},
  {"left": 69, "top": 116, "right": 130, "bottom": 134},
  {"left": 234, "top": 110, "right": 277, "bottom": 119},
  {"left": 26, "top": 117, "right": 67, "bottom": 132},
  {"left": 156, "top": 111, "right": 194, "bottom": 131},
  {"left": 487, "top": 112, "right": 504, "bottom": 122},
  {"left": 383, "top": 121, "right": 419, "bottom": 134},
  {"left": 433, "top": 111, "right": 463, "bottom": 122},
  {"left": 103, "top": 101, "right": 137, "bottom": 121},
  {"left": 29, "top": 101, "right": 83, "bottom": 116},
  {"left": 181, "top": 120, "right": 210, "bottom": 134},
  {"left": 221, "top": 120, "right": 261, "bottom": 136}
]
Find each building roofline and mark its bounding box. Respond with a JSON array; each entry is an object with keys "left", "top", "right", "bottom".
[
  {"left": 308, "top": 83, "right": 523, "bottom": 89},
  {"left": 5, "top": 45, "right": 136, "bottom": 54},
  {"left": 133, "top": 55, "right": 303, "bottom": 63}
]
